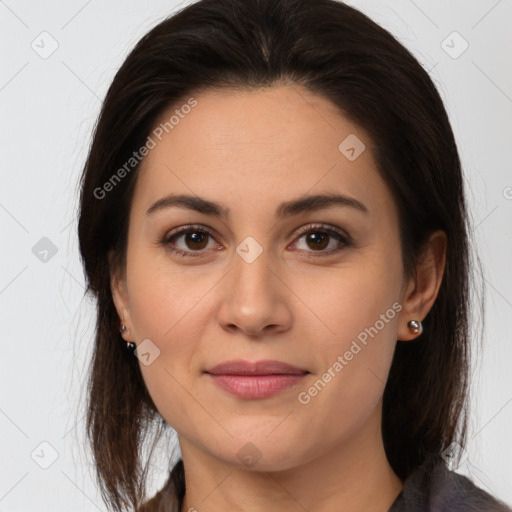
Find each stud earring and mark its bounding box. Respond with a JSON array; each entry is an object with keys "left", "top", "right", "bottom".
[
  {"left": 407, "top": 320, "right": 423, "bottom": 336},
  {"left": 120, "top": 324, "right": 135, "bottom": 350}
]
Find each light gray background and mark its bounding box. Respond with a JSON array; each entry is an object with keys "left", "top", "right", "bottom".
[{"left": 1, "top": 0, "right": 511, "bottom": 510}]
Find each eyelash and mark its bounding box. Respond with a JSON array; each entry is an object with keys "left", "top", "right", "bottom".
[{"left": 159, "top": 223, "right": 352, "bottom": 259}]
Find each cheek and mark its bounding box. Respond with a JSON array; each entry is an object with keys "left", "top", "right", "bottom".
[
  {"left": 123, "top": 250, "right": 210, "bottom": 410},
  {"left": 125, "top": 258, "right": 213, "bottom": 427},
  {"left": 126, "top": 244, "right": 214, "bottom": 343},
  {"left": 290, "top": 247, "right": 402, "bottom": 428},
  {"left": 291, "top": 249, "right": 403, "bottom": 352},
  {"left": 293, "top": 310, "right": 400, "bottom": 455}
]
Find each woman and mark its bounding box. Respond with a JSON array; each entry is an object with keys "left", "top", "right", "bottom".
[{"left": 77, "top": 0, "right": 511, "bottom": 510}]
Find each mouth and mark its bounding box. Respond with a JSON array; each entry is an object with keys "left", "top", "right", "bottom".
[{"left": 204, "top": 359, "right": 310, "bottom": 399}]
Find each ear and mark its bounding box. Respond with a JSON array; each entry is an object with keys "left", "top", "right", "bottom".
[
  {"left": 109, "top": 250, "right": 135, "bottom": 342},
  {"left": 397, "top": 230, "right": 447, "bottom": 341}
]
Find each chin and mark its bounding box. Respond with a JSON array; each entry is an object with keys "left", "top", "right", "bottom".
[{"left": 205, "top": 430, "right": 311, "bottom": 473}]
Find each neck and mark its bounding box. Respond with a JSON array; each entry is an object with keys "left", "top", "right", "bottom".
[{"left": 178, "top": 405, "right": 403, "bottom": 512}]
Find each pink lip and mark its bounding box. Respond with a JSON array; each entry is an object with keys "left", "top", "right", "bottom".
[{"left": 205, "top": 359, "right": 309, "bottom": 399}]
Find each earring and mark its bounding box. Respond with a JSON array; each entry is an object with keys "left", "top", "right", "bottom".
[
  {"left": 407, "top": 320, "right": 423, "bottom": 336},
  {"left": 120, "top": 324, "right": 135, "bottom": 350}
]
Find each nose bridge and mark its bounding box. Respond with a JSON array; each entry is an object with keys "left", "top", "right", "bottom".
[
  {"left": 231, "top": 239, "right": 276, "bottom": 310},
  {"left": 217, "top": 237, "right": 292, "bottom": 335}
]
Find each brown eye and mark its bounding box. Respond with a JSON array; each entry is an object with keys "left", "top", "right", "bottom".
[
  {"left": 304, "top": 232, "right": 330, "bottom": 251},
  {"left": 292, "top": 224, "right": 352, "bottom": 256},
  {"left": 182, "top": 231, "right": 209, "bottom": 250},
  {"left": 161, "top": 225, "right": 219, "bottom": 257},
  {"left": 160, "top": 223, "right": 351, "bottom": 259}
]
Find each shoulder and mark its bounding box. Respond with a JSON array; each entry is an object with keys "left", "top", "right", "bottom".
[
  {"left": 390, "top": 456, "right": 511, "bottom": 512},
  {"left": 137, "top": 486, "right": 180, "bottom": 512},
  {"left": 137, "top": 460, "right": 184, "bottom": 512}
]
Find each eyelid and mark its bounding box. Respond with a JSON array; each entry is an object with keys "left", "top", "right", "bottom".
[
  {"left": 292, "top": 223, "right": 350, "bottom": 242},
  {"left": 165, "top": 223, "right": 216, "bottom": 239},
  {"left": 288, "top": 223, "right": 352, "bottom": 256},
  {"left": 160, "top": 224, "right": 221, "bottom": 258}
]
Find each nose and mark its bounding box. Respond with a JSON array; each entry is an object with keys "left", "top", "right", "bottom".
[{"left": 216, "top": 246, "right": 293, "bottom": 338}]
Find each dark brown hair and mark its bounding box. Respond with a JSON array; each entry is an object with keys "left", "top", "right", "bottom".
[{"left": 77, "top": 0, "right": 473, "bottom": 510}]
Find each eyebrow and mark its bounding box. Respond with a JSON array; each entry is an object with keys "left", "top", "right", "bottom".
[{"left": 145, "top": 192, "right": 368, "bottom": 219}]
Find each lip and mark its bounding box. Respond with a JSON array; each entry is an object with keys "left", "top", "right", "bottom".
[
  {"left": 205, "top": 359, "right": 309, "bottom": 399},
  {"left": 205, "top": 359, "right": 309, "bottom": 376}
]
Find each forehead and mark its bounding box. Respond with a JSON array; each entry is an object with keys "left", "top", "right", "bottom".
[{"left": 131, "top": 84, "right": 393, "bottom": 221}]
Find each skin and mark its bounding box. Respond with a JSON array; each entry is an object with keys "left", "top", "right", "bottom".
[{"left": 111, "top": 83, "right": 446, "bottom": 512}]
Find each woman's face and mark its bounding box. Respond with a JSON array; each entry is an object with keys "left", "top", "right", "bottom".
[{"left": 112, "top": 84, "right": 419, "bottom": 471}]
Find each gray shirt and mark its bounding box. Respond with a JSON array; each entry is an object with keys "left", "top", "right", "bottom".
[
  {"left": 389, "top": 457, "right": 511, "bottom": 511},
  {"left": 139, "top": 458, "right": 511, "bottom": 511}
]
